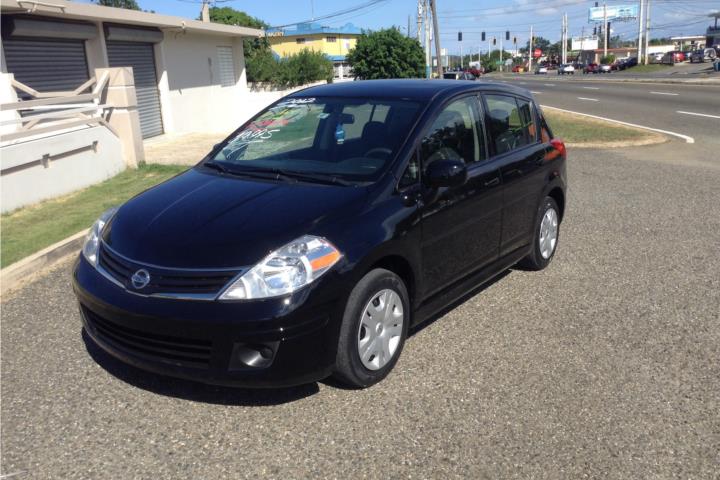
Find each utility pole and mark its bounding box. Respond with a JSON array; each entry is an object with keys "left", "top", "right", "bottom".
[
  {"left": 200, "top": 0, "right": 210, "bottom": 22},
  {"left": 644, "top": 0, "right": 651, "bottom": 64},
  {"left": 430, "top": 0, "right": 442, "bottom": 77},
  {"left": 417, "top": 0, "right": 422, "bottom": 42},
  {"left": 408, "top": 15, "right": 411, "bottom": 38},
  {"left": 424, "top": 0, "right": 431, "bottom": 78},
  {"left": 500, "top": 37, "right": 503, "bottom": 71},
  {"left": 603, "top": 2, "right": 608, "bottom": 57},
  {"left": 528, "top": 25, "right": 534, "bottom": 71},
  {"left": 637, "top": 0, "right": 644, "bottom": 62}
]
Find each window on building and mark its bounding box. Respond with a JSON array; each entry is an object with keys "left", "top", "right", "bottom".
[
  {"left": 296, "top": 38, "right": 306, "bottom": 44},
  {"left": 216, "top": 46, "right": 235, "bottom": 87},
  {"left": 326, "top": 36, "right": 337, "bottom": 42}
]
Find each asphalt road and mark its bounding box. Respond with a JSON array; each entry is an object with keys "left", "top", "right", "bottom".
[
  {"left": 2, "top": 142, "right": 719, "bottom": 479},
  {"left": 489, "top": 74, "right": 720, "bottom": 153}
]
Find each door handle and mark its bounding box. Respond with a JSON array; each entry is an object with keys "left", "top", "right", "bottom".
[{"left": 484, "top": 177, "right": 500, "bottom": 187}]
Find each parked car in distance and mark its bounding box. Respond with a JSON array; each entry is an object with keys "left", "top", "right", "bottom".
[
  {"left": 599, "top": 64, "right": 612, "bottom": 73},
  {"left": 73, "top": 80, "right": 567, "bottom": 389},
  {"left": 624, "top": 56, "right": 638, "bottom": 68},
  {"left": 662, "top": 51, "right": 685, "bottom": 64},
  {"left": 535, "top": 65, "right": 548, "bottom": 74},
  {"left": 583, "top": 63, "right": 599, "bottom": 74},
  {"left": 558, "top": 64, "right": 575, "bottom": 75},
  {"left": 690, "top": 48, "right": 717, "bottom": 63},
  {"left": 512, "top": 65, "right": 525, "bottom": 73},
  {"left": 444, "top": 71, "right": 476, "bottom": 80}
]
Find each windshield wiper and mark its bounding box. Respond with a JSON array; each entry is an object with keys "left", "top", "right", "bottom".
[
  {"left": 278, "top": 170, "right": 354, "bottom": 186},
  {"left": 203, "top": 160, "right": 229, "bottom": 174}
]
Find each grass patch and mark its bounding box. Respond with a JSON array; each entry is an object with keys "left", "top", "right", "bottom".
[
  {"left": 544, "top": 109, "right": 646, "bottom": 144},
  {"left": 1, "top": 164, "right": 188, "bottom": 268},
  {"left": 624, "top": 64, "right": 672, "bottom": 74}
]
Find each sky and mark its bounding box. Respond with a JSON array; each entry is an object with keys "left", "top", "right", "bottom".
[{"left": 84, "top": 0, "right": 720, "bottom": 55}]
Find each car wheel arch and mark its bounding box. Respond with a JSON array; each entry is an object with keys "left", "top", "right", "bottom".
[{"left": 547, "top": 186, "right": 565, "bottom": 222}]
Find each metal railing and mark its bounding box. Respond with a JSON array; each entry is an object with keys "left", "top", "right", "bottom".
[{"left": 0, "top": 71, "right": 115, "bottom": 143}]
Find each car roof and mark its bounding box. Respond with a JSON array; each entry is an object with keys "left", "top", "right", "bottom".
[{"left": 289, "top": 79, "right": 533, "bottom": 103}]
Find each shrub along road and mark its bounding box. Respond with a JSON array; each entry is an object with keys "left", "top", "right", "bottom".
[{"left": 2, "top": 141, "right": 719, "bottom": 479}]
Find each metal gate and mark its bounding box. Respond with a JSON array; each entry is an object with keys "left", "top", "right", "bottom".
[
  {"left": 106, "top": 41, "right": 164, "bottom": 138},
  {"left": 2, "top": 37, "right": 89, "bottom": 93}
]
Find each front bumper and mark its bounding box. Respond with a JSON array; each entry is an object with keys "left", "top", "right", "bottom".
[{"left": 73, "top": 256, "right": 348, "bottom": 387}]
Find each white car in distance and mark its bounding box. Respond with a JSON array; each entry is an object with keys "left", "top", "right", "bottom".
[{"left": 558, "top": 64, "right": 575, "bottom": 75}]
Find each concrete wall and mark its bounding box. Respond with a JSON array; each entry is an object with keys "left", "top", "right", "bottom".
[{"left": 1, "top": 126, "right": 124, "bottom": 213}]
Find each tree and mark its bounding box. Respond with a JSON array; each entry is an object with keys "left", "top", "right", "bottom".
[
  {"left": 347, "top": 28, "right": 424, "bottom": 79},
  {"left": 94, "top": 0, "right": 140, "bottom": 9},
  {"left": 521, "top": 36, "right": 551, "bottom": 54}
]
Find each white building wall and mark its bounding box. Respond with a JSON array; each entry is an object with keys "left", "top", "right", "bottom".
[{"left": 159, "top": 32, "right": 251, "bottom": 134}]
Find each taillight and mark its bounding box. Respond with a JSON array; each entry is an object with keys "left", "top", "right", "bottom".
[{"left": 550, "top": 138, "right": 566, "bottom": 160}]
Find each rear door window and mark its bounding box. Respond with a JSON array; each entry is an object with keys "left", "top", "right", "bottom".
[
  {"left": 420, "top": 97, "right": 485, "bottom": 167},
  {"left": 484, "top": 94, "right": 537, "bottom": 155}
]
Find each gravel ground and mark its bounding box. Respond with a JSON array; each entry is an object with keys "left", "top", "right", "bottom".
[{"left": 2, "top": 142, "right": 719, "bottom": 479}]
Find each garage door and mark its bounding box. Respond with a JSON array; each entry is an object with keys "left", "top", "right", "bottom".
[
  {"left": 106, "top": 41, "right": 164, "bottom": 138},
  {"left": 2, "top": 37, "right": 89, "bottom": 93}
]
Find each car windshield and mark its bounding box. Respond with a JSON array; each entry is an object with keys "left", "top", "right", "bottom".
[{"left": 204, "top": 96, "right": 422, "bottom": 183}]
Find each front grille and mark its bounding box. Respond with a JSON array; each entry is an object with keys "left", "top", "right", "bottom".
[
  {"left": 82, "top": 306, "right": 212, "bottom": 368},
  {"left": 98, "top": 243, "right": 239, "bottom": 296}
]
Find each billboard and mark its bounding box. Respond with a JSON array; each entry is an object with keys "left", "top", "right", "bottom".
[
  {"left": 572, "top": 36, "right": 599, "bottom": 51},
  {"left": 588, "top": 5, "right": 638, "bottom": 23}
]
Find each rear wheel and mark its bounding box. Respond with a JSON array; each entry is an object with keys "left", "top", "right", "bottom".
[
  {"left": 333, "top": 269, "right": 409, "bottom": 388},
  {"left": 519, "top": 196, "right": 560, "bottom": 271}
]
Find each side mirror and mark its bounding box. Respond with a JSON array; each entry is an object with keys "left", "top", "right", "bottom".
[{"left": 425, "top": 159, "right": 467, "bottom": 188}]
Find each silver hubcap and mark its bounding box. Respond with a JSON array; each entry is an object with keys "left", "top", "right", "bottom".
[
  {"left": 357, "top": 289, "right": 404, "bottom": 371},
  {"left": 539, "top": 207, "right": 559, "bottom": 259}
]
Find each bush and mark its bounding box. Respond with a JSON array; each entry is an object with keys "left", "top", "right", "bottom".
[
  {"left": 248, "top": 49, "right": 334, "bottom": 88},
  {"left": 600, "top": 55, "right": 616, "bottom": 64}
]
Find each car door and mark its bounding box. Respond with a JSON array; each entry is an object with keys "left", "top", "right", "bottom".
[
  {"left": 419, "top": 95, "right": 503, "bottom": 296},
  {"left": 483, "top": 93, "right": 549, "bottom": 256}
]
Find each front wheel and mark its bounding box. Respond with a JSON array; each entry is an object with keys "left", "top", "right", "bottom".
[
  {"left": 333, "top": 269, "right": 410, "bottom": 388},
  {"left": 519, "top": 196, "right": 560, "bottom": 271}
]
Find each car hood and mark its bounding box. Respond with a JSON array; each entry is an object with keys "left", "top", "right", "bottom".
[{"left": 103, "top": 168, "right": 369, "bottom": 269}]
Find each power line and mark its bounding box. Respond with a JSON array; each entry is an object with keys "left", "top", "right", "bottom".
[{"left": 270, "top": 0, "right": 389, "bottom": 29}]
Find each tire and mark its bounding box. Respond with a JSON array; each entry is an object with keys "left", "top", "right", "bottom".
[
  {"left": 519, "top": 196, "right": 560, "bottom": 271},
  {"left": 333, "top": 268, "right": 410, "bottom": 388}
]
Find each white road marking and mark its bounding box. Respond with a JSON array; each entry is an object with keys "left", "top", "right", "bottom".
[
  {"left": 677, "top": 110, "right": 720, "bottom": 119},
  {"left": 531, "top": 91, "right": 542, "bottom": 94},
  {"left": 541, "top": 105, "right": 695, "bottom": 144},
  {"left": 577, "top": 97, "right": 599, "bottom": 101},
  {"left": 650, "top": 91, "right": 679, "bottom": 96},
  {"left": 582, "top": 86, "right": 600, "bottom": 90},
  {"left": 543, "top": 83, "right": 555, "bottom": 86},
  {"left": 518, "top": 81, "right": 527, "bottom": 84}
]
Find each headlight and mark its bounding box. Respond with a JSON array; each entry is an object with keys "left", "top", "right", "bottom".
[
  {"left": 219, "top": 235, "right": 341, "bottom": 300},
  {"left": 82, "top": 207, "right": 118, "bottom": 267}
]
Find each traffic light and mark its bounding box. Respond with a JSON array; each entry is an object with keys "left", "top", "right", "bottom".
[
  {"left": 481, "top": 31, "right": 485, "bottom": 41},
  {"left": 593, "top": 27, "right": 597, "bottom": 35},
  {"left": 513, "top": 36, "right": 517, "bottom": 45},
  {"left": 458, "top": 31, "right": 463, "bottom": 42},
  {"left": 505, "top": 31, "right": 510, "bottom": 41},
  {"left": 493, "top": 37, "right": 496, "bottom": 46}
]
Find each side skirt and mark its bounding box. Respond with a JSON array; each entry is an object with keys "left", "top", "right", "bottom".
[{"left": 411, "top": 245, "right": 530, "bottom": 328}]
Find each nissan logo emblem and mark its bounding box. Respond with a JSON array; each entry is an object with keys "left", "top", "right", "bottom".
[{"left": 130, "top": 269, "right": 151, "bottom": 289}]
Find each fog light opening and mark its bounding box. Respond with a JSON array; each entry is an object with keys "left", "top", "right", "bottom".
[{"left": 230, "top": 342, "right": 279, "bottom": 370}]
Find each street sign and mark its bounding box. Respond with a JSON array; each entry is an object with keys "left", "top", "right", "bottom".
[
  {"left": 505, "top": 59, "right": 513, "bottom": 66},
  {"left": 588, "top": 5, "right": 638, "bottom": 23},
  {"left": 572, "top": 36, "right": 599, "bottom": 51},
  {"left": 533, "top": 48, "right": 542, "bottom": 58},
  {"left": 495, "top": 60, "right": 503, "bottom": 66}
]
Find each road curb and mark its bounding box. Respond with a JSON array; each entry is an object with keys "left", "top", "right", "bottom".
[{"left": 1, "top": 229, "right": 87, "bottom": 297}]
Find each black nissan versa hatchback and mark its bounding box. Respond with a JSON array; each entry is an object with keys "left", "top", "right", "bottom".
[{"left": 73, "top": 80, "right": 567, "bottom": 388}]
